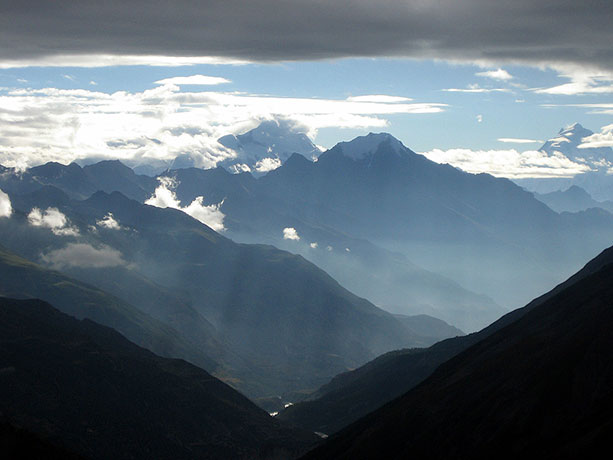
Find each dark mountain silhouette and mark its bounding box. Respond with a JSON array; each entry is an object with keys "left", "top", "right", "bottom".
[
  {"left": 0, "top": 297, "right": 317, "bottom": 459},
  {"left": 0, "top": 421, "right": 84, "bottom": 460},
  {"left": 302, "top": 245, "right": 613, "bottom": 459}
]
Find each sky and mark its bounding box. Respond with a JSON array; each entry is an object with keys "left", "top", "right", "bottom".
[{"left": 1, "top": 0, "right": 612, "bottom": 178}]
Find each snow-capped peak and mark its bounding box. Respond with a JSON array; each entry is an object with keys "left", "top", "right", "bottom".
[
  {"left": 217, "top": 119, "right": 322, "bottom": 176},
  {"left": 540, "top": 123, "right": 613, "bottom": 165},
  {"left": 336, "top": 133, "right": 405, "bottom": 160}
]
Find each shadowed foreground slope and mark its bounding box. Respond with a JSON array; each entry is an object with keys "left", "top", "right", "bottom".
[{"left": 0, "top": 297, "right": 318, "bottom": 460}]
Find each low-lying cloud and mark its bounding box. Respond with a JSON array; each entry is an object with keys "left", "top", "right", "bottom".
[
  {"left": 579, "top": 124, "right": 613, "bottom": 149},
  {"left": 0, "top": 188, "right": 11, "bottom": 218},
  {"left": 422, "top": 148, "right": 593, "bottom": 179},
  {"left": 96, "top": 212, "right": 122, "bottom": 230},
  {"left": 145, "top": 177, "right": 226, "bottom": 232},
  {"left": 42, "top": 243, "right": 126, "bottom": 269},
  {"left": 27, "top": 207, "right": 79, "bottom": 236},
  {"left": 254, "top": 157, "right": 282, "bottom": 173}
]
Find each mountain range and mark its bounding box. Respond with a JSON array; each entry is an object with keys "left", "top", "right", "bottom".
[
  {"left": 0, "top": 187, "right": 436, "bottom": 403},
  {"left": 4, "top": 125, "right": 613, "bottom": 331},
  {"left": 159, "top": 130, "right": 613, "bottom": 316},
  {"left": 535, "top": 185, "right": 613, "bottom": 214}
]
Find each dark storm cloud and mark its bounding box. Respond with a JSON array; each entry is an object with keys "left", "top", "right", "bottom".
[{"left": 1, "top": 0, "right": 612, "bottom": 68}]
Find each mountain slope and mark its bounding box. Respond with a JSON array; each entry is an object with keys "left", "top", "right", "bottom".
[
  {"left": 303, "top": 246, "right": 613, "bottom": 459},
  {"left": 0, "top": 244, "right": 219, "bottom": 373},
  {"left": 536, "top": 185, "right": 613, "bottom": 213},
  {"left": 280, "top": 244, "right": 613, "bottom": 435},
  {"left": 0, "top": 189, "right": 423, "bottom": 399},
  {"left": 255, "top": 133, "right": 613, "bottom": 311},
  {"left": 0, "top": 297, "right": 317, "bottom": 459},
  {"left": 162, "top": 152, "right": 506, "bottom": 331}
]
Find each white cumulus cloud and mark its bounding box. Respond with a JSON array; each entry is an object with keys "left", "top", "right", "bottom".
[
  {"left": 255, "top": 157, "right": 282, "bottom": 173},
  {"left": 42, "top": 243, "right": 126, "bottom": 269},
  {"left": 96, "top": 212, "right": 122, "bottom": 230},
  {"left": 283, "top": 227, "right": 300, "bottom": 241},
  {"left": 145, "top": 177, "right": 226, "bottom": 231},
  {"left": 475, "top": 68, "right": 513, "bottom": 80},
  {"left": 27, "top": 207, "right": 79, "bottom": 236},
  {"left": 0, "top": 189, "right": 12, "bottom": 218}
]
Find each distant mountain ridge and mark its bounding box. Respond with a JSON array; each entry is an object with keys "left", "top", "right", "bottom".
[
  {"left": 535, "top": 185, "right": 613, "bottom": 214},
  {"left": 515, "top": 123, "right": 613, "bottom": 201}
]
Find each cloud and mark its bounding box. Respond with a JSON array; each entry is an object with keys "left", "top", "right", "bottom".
[
  {"left": 579, "top": 124, "right": 613, "bottom": 148},
  {"left": 443, "top": 86, "right": 510, "bottom": 93},
  {"left": 0, "top": 55, "right": 246, "bottom": 69},
  {"left": 541, "top": 103, "right": 613, "bottom": 115},
  {"left": 475, "top": 68, "right": 513, "bottom": 80},
  {"left": 96, "top": 212, "right": 122, "bottom": 230},
  {"left": 0, "top": 85, "right": 445, "bottom": 169},
  {"left": 154, "top": 75, "right": 231, "bottom": 86},
  {"left": 42, "top": 243, "right": 126, "bottom": 269},
  {"left": 346, "top": 95, "right": 412, "bottom": 103},
  {"left": 27, "top": 207, "right": 79, "bottom": 236},
  {"left": 534, "top": 68, "right": 613, "bottom": 95},
  {"left": 422, "top": 148, "right": 593, "bottom": 178},
  {"left": 1, "top": 2, "right": 612, "bottom": 70},
  {"left": 254, "top": 157, "right": 282, "bottom": 173},
  {"left": 498, "top": 138, "right": 543, "bottom": 144},
  {"left": 145, "top": 177, "right": 226, "bottom": 231},
  {"left": 0, "top": 188, "right": 12, "bottom": 218},
  {"left": 228, "top": 163, "right": 252, "bottom": 173},
  {"left": 283, "top": 227, "right": 300, "bottom": 241}
]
